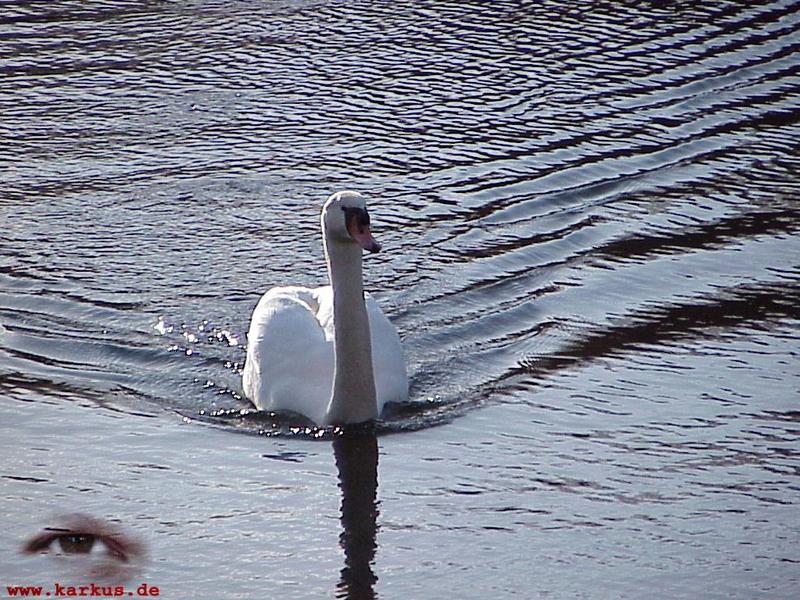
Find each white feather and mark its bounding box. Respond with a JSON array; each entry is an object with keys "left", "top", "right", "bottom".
[{"left": 242, "top": 286, "right": 408, "bottom": 424}]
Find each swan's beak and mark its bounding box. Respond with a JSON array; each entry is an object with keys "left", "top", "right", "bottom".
[
  {"left": 352, "top": 225, "right": 381, "bottom": 253},
  {"left": 345, "top": 208, "right": 382, "bottom": 253}
]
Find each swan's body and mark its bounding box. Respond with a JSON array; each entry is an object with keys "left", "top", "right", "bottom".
[{"left": 242, "top": 191, "right": 408, "bottom": 425}]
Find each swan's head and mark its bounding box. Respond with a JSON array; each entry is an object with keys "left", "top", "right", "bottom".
[{"left": 322, "top": 191, "right": 382, "bottom": 253}]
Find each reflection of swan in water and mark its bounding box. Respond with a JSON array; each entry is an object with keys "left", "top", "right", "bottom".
[
  {"left": 243, "top": 191, "right": 408, "bottom": 426},
  {"left": 334, "top": 432, "right": 380, "bottom": 599}
]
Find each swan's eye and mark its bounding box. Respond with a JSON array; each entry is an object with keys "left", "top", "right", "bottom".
[{"left": 342, "top": 207, "right": 370, "bottom": 233}]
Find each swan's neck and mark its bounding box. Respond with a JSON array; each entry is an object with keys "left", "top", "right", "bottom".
[{"left": 323, "top": 236, "right": 377, "bottom": 425}]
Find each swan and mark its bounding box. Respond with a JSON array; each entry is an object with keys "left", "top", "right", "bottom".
[{"left": 242, "top": 191, "right": 408, "bottom": 426}]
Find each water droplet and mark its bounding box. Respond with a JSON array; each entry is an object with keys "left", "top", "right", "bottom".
[{"left": 154, "top": 317, "right": 173, "bottom": 335}]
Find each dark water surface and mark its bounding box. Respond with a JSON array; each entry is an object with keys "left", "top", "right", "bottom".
[{"left": 1, "top": 1, "right": 799, "bottom": 597}]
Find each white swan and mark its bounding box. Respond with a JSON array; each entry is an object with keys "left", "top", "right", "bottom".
[{"left": 242, "top": 191, "right": 408, "bottom": 426}]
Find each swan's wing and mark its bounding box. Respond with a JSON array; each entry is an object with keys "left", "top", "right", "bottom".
[
  {"left": 365, "top": 292, "right": 409, "bottom": 409},
  {"left": 242, "top": 287, "right": 333, "bottom": 424}
]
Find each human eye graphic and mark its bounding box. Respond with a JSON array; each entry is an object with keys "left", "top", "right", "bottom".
[{"left": 20, "top": 514, "right": 146, "bottom": 578}]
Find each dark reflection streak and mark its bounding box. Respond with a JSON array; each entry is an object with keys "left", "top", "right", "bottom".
[
  {"left": 513, "top": 282, "right": 800, "bottom": 386},
  {"left": 0, "top": 4, "right": 148, "bottom": 27},
  {"left": 440, "top": 77, "right": 796, "bottom": 209},
  {"left": 409, "top": 201, "right": 799, "bottom": 311},
  {"left": 463, "top": 215, "right": 602, "bottom": 260},
  {"left": 597, "top": 207, "right": 800, "bottom": 263},
  {"left": 333, "top": 433, "right": 379, "bottom": 600},
  {"left": 383, "top": 198, "right": 799, "bottom": 324},
  {"left": 541, "top": 2, "right": 799, "bottom": 79},
  {"left": 458, "top": 113, "right": 766, "bottom": 199},
  {"left": 1, "top": 58, "right": 146, "bottom": 80},
  {"left": 0, "top": 161, "right": 237, "bottom": 201},
  {"left": 399, "top": 201, "right": 800, "bottom": 314},
  {"left": 584, "top": 19, "right": 800, "bottom": 101},
  {"left": 0, "top": 372, "right": 159, "bottom": 420},
  {"left": 683, "top": 3, "right": 800, "bottom": 60},
  {"left": 3, "top": 345, "right": 109, "bottom": 372}
]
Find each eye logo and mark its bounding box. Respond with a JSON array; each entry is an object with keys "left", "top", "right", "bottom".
[{"left": 21, "top": 514, "right": 146, "bottom": 579}]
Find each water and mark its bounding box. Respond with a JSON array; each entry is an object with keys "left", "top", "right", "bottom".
[{"left": 1, "top": 0, "right": 799, "bottom": 597}]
